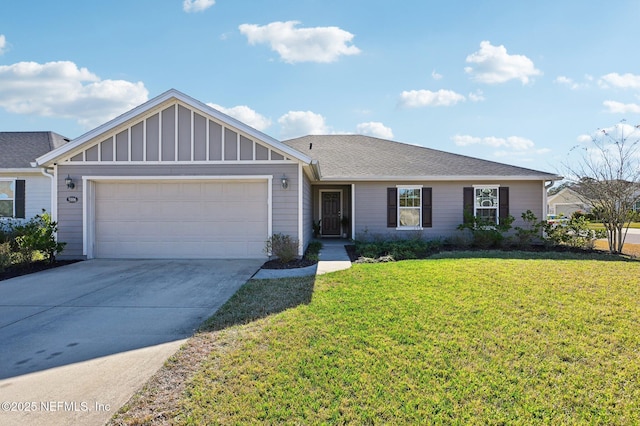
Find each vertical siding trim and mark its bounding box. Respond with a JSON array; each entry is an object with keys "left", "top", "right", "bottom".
[
  {"left": 236, "top": 132, "right": 240, "bottom": 161},
  {"left": 205, "top": 118, "right": 210, "bottom": 161},
  {"left": 298, "top": 163, "right": 303, "bottom": 256},
  {"left": 158, "top": 110, "right": 162, "bottom": 162},
  {"left": 127, "top": 127, "right": 132, "bottom": 162},
  {"left": 221, "top": 124, "right": 225, "bottom": 161},
  {"left": 112, "top": 135, "right": 116, "bottom": 161},
  {"left": 174, "top": 105, "right": 179, "bottom": 161},
  {"left": 351, "top": 183, "right": 355, "bottom": 238},
  {"left": 143, "top": 119, "right": 147, "bottom": 161},
  {"left": 190, "top": 110, "right": 195, "bottom": 161}
]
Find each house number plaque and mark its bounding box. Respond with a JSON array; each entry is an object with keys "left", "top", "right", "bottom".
[{"left": 67, "top": 196, "right": 78, "bottom": 203}]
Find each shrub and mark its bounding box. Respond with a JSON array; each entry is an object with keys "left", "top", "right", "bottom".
[
  {"left": 354, "top": 237, "right": 442, "bottom": 261},
  {"left": 543, "top": 215, "right": 606, "bottom": 249},
  {"left": 0, "top": 242, "right": 11, "bottom": 272},
  {"left": 12, "top": 210, "right": 66, "bottom": 263},
  {"left": 265, "top": 233, "right": 299, "bottom": 263},
  {"left": 457, "top": 213, "right": 514, "bottom": 249},
  {"left": 512, "top": 210, "right": 545, "bottom": 247},
  {"left": 305, "top": 241, "right": 322, "bottom": 262}
]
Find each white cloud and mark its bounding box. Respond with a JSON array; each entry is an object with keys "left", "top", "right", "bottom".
[
  {"left": 603, "top": 100, "right": 640, "bottom": 114},
  {"left": 452, "top": 134, "right": 535, "bottom": 150},
  {"left": 398, "top": 89, "right": 465, "bottom": 108},
  {"left": 207, "top": 103, "right": 271, "bottom": 131},
  {"left": 464, "top": 41, "right": 541, "bottom": 84},
  {"left": 238, "top": 21, "right": 360, "bottom": 63},
  {"left": 554, "top": 75, "right": 590, "bottom": 90},
  {"left": 599, "top": 72, "right": 640, "bottom": 90},
  {"left": 0, "top": 35, "right": 6, "bottom": 55},
  {"left": 356, "top": 121, "right": 393, "bottom": 139},
  {"left": 468, "top": 90, "right": 485, "bottom": 102},
  {"left": 278, "top": 110, "right": 328, "bottom": 139},
  {"left": 183, "top": 0, "right": 215, "bottom": 13},
  {"left": 431, "top": 70, "right": 443, "bottom": 80},
  {"left": 0, "top": 61, "right": 148, "bottom": 128},
  {"left": 576, "top": 134, "right": 592, "bottom": 143}
]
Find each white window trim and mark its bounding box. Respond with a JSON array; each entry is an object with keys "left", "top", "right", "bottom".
[
  {"left": 396, "top": 184, "right": 423, "bottom": 230},
  {"left": 472, "top": 185, "right": 500, "bottom": 224},
  {"left": 0, "top": 178, "right": 16, "bottom": 219}
]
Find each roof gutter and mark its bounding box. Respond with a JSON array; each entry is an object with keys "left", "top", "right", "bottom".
[{"left": 316, "top": 175, "right": 564, "bottom": 182}]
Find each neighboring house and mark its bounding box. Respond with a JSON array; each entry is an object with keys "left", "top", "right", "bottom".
[
  {"left": 34, "top": 89, "right": 561, "bottom": 260},
  {"left": 0, "top": 132, "right": 69, "bottom": 222},
  {"left": 546, "top": 187, "right": 591, "bottom": 217}
]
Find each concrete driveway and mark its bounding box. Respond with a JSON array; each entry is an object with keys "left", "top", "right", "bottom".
[{"left": 0, "top": 259, "right": 262, "bottom": 426}]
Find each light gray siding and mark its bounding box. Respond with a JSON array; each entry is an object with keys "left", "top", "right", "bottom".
[
  {"left": 302, "top": 171, "right": 313, "bottom": 250},
  {"left": 354, "top": 180, "right": 545, "bottom": 240},
  {"left": 56, "top": 163, "right": 300, "bottom": 259},
  {"left": 0, "top": 173, "right": 52, "bottom": 221}
]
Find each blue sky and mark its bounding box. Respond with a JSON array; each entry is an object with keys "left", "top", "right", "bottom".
[{"left": 1, "top": 0, "right": 639, "bottom": 174}]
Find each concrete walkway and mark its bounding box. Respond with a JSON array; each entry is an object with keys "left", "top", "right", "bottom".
[{"left": 253, "top": 239, "right": 352, "bottom": 279}]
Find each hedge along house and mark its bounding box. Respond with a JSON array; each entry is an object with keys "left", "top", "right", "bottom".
[
  {"left": 35, "top": 89, "right": 561, "bottom": 260},
  {"left": 35, "top": 89, "right": 314, "bottom": 259}
]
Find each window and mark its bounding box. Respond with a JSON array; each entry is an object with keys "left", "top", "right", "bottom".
[
  {"left": 475, "top": 186, "right": 498, "bottom": 224},
  {"left": 0, "top": 180, "right": 15, "bottom": 218},
  {"left": 398, "top": 187, "right": 421, "bottom": 227},
  {"left": 387, "top": 187, "right": 432, "bottom": 229},
  {"left": 463, "top": 186, "right": 509, "bottom": 225}
]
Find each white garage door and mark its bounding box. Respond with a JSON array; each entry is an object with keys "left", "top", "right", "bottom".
[{"left": 94, "top": 180, "right": 268, "bottom": 259}]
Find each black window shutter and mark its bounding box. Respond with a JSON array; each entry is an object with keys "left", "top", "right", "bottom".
[
  {"left": 421, "top": 187, "right": 432, "bottom": 228},
  {"left": 499, "top": 187, "right": 509, "bottom": 222},
  {"left": 387, "top": 188, "right": 397, "bottom": 228},
  {"left": 463, "top": 187, "right": 474, "bottom": 223},
  {"left": 15, "top": 180, "right": 26, "bottom": 219}
]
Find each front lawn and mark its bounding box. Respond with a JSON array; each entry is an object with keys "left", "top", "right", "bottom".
[{"left": 113, "top": 252, "right": 640, "bottom": 425}]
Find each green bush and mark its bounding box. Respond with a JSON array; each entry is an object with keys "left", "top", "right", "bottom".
[
  {"left": 512, "top": 210, "right": 545, "bottom": 247},
  {"left": 0, "top": 242, "right": 11, "bottom": 272},
  {"left": 457, "top": 213, "right": 514, "bottom": 249},
  {"left": 265, "top": 233, "right": 299, "bottom": 263},
  {"left": 543, "top": 215, "right": 606, "bottom": 249},
  {"left": 12, "top": 211, "right": 66, "bottom": 263},
  {"left": 354, "top": 237, "right": 442, "bottom": 261},
  {"left": 305, "top": 241, "right": 322, "bottom": 261}
]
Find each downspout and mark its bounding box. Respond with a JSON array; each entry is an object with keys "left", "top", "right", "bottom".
[
  {"left": 37, "top": 163, "right": 57, "bottom": 221},
  {"left": 544, "top": 180, "right": 554, "bottom": 218}
]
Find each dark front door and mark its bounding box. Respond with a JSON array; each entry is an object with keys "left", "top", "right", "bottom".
[{"left": 321, "top": 192, "right": 341, "bottom": 236}]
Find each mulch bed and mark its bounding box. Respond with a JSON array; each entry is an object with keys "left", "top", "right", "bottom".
[
  {"left": 0, "top": 260, "right": 80, "bottom": 282},
  {"left": 261, "top": 258, "right": 317, "bottom": 269}
]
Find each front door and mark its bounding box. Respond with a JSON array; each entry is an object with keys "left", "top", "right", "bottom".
[{"left": 321, "top": 191, "right": 341, "bottom": 236}]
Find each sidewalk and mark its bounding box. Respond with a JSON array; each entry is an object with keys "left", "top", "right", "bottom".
[{"left": 253, "top": 239, "right": 352, "bottom": 279}]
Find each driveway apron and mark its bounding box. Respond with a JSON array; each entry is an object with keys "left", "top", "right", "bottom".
[{"left": 0, "top": 259, "right": 261, "bottom": 426}]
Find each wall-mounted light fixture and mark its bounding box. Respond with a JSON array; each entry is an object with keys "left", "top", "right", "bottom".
[
  {"left": 65, "top": 175, "right": 75, "bottom": 189},
  {"left": 281, "top": 174, "right": 289, "bottom": 190}
]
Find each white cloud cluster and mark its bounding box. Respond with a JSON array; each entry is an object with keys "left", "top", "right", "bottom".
[
  {"left": 0, "top": 61, "right": 148, "bottom": 128},
  {"left": 398, "top": 89, "right": 466, "bottom": 108},
  {"left": 238, "top": 21, "right": 360, "bottom": 63},
  {"left": 278, "top": 110, "right": 328, "bottom": 139},
  {"left": 431, "top": 70, "right": 443, "bottom": 80},
  {"left": 452, "top": 134, "right": 535, "bottom": 151},
  {"left": 468, "top": 90, "right": 485, "bottom": 102},
  {"left": 356, "top": 121, "right": 393, "bottom": 139},
  {"left": 0, "top": 35, "right": 6, "bottom": 55},
  {"left": 599, "top": 72, "right": 640, "bottom": 90},
  {"left": 183, "top": 0, "right": 215, "bottom": 13},
  {"left": 207, "top": 103, "right": 272, "bottom": 131},
  {"left": 603, "top": 100, "right": 640, "bottom": 114},
  {"left": 465, "top": 41, "right": 541, "bottom": 84}
]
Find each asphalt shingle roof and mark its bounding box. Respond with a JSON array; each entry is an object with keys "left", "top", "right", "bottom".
[
  {"left": 0, "top": 132, "right": 69, "bottom": 168},
  {"left": 284, "top": 134, "right": 559, "bottom": 180}
]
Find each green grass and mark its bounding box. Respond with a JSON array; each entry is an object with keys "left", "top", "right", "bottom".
[
  {"left": 179, "top": 252, "right": 640, "bottom": 425},
  {"left": 589, "top": 221, "right": 640, "bottom": 230}
]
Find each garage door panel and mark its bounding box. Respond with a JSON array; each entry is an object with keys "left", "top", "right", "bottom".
[{"left": 94, "top": 181, "right": 268, "bottom": 259}]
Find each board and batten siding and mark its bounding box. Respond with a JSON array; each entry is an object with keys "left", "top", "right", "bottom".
[
  {"left": 66, "top": 102, "right": 292, "bottom": 165},
  {"left": 353, "top": 181, "right": 545, "bottom": 238},
  {"left": 56, "top": 163, "right": 300, "bottom": 259}
]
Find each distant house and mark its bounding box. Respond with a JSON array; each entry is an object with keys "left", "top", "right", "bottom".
[
  {"left": 547, "top": 187, "right": 590, "bottom": 217},
  {"left": 33, "top": 89, "right": 562, "bottom": 260},
  {"left": 0, "top": 132, "right": 69, "bottom": 221}
]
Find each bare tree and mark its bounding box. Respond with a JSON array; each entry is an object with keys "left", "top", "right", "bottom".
[{"left": 564, "top": 120, "right": 640, "bottom": 254}]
